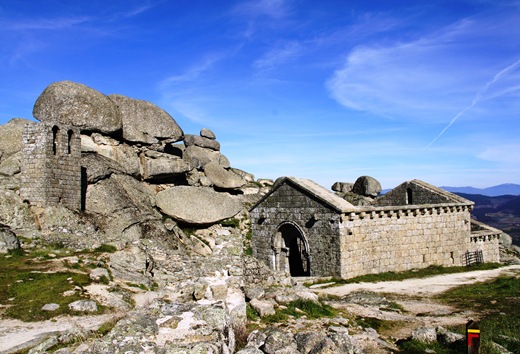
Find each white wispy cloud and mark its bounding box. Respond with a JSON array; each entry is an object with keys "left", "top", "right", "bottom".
[
  {"left": 233, "top": 0, "right": 291, "bottom": 19},
  {"left": 253, "top": 41, "right": 302, "bottom": 70},
  {"left": 2, "top": 16, "right": 91, "bottom": 31},
  {"left": 477, "top": 143, "right": 520, "bottom": 164},
  {"left": 326, "top": 10, "right": 520, "bottom": 124},
  {"left": 159, "top": 52, "right": 228, "bottom": 87}
]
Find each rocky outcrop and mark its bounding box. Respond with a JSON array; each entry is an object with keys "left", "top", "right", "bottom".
[
  {"left": 0, "top": 224, "right": 20, "bottom": 253},
  {"left": 204, "top": 162, "right": 247, "bottom": 190},
  {"left": 140, "top": 150, "right": 191, "bottom": 180},
  {"left": 109, "top": 94, "right": 184, "bottom": 144},
  {"left": 352, "top": 175, "right": 382, "bottom": 197},
  {"left": 33, "top": 81, "right": 122, "bottom": 134},
  {"left": 156, "top": 186, "right": 243, "bottom": 224},
  {"left": 0, "top": 118, "right": 34, "bottom": 159}
]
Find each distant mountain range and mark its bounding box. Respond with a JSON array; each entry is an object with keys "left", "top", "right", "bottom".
[
  {"left": 440, "top": 183, "right": 520, "bottom": 197},
  {"left": 454, "top": 192, "right": 520, "bottom": 246}
]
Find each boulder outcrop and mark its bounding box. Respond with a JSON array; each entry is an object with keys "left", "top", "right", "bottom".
[
  {"left": 156, "top": 186, "right": 243, "bottom": 224},
  {"left": 0, "top": 224, "right": 20, "bottom": 253},
  {"left": 33, "top": 81, "right": 122, "bottom": 134},
  {"left": 352, "top": 175, "right": 382, "bottom": 197},
  {"left": 109, "top": 94, "right": 184, "bottom": 144},
  {"left": 204, "top": 162, "right": 247, "bottom": 190}
]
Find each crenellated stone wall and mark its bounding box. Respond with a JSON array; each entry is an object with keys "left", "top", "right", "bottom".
[
  {"left": 338, "top": 204, "right": 472, "bottom": 278},
  {"left": 21, "top": 123, "right": 82, "bottom": 210},
  {"left": 250, "top": 177, "right": 502, "bottom": 280}
]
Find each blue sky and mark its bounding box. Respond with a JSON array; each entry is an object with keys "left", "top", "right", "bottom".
[{"left": 1, "top": 0, "right": 519, "bottom": 189}]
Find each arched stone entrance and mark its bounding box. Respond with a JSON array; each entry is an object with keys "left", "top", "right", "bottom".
[{"left": 272, "top": 222, "right": 310, "bottom": 276}]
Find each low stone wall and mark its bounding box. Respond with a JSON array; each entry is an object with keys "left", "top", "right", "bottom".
[{"left": 339, "top": 204, "right": 472, "bottom": 278}]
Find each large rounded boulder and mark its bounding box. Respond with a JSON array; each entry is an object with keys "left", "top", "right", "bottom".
[
  {"left": 33, "top": 81, "right": 122, "bottom": 134},
  {"left": 109, "top": 94, "right": 183, "bottom": 144},
  {"left": 352, "top": 176, "right": 382, "bottom": 197},
  {"left": 156, "top": 186, "right": 242, "bottom": 224}
]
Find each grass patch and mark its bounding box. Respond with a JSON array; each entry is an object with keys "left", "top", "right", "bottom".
[
  {"left": 0, "top": 246, "right": 108, "bottom": 322},
  {"left": 92, "top": 244, "right": 117, "bottom": 254},
  {"left": 398, "top": 338, "right": 465, "bottom": 354},
  {"left": 396, "top": 276, "right": 520, "bottom": 353},
  {"left": 306, "top": 263, "right": 502, "bottom": 288},
  {"left": 262, "top": 299, "right": 337, "bottom": 324},
  {"left": 220, "top": 218, "right": 240, "bottom": 228},
  {"left": 246, "top": 303, "right": 260, "bottom": 321}
]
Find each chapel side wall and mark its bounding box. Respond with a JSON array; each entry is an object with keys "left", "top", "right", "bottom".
[
  {"left": 339, "top": 206, "right": 471, "bottom": 278},
  {"left": 21, "top": 123, "right": 82, "bottom": 210},
  {"left": 467, "top": 235, "right": 501, "bottom": 263},
  {"left": 251, "top": 183, "right": 342, "bottom": 277}
]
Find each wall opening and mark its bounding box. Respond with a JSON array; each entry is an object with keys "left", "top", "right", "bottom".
[
  {"left": 67, "top": 130, "right": 73, "bottom": 154},
  {"left": 52, "top": 126, "right": 59, "bottom": 155},
  {"left": 274, "top": 223, "right": 310, "bottom": 277},
  {"left": 406, "top": 188, "right": 413, "bottom": 205}
]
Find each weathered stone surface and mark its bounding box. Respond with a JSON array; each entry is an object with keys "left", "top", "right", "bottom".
[
  {"left": 156, "top": 186, "right": 242, "bottom": 224},
  {"left": 109, "top": 94, "right": 183, "bottom": 144},
  {"left": 81, "top": 134, "right": 140, "bottom": 177},
  {"left": 82, "top": 152, "right": 125, "bottom": 184},
  {"left": 0, "top": 190, "right": 36, "bottom": 229},
  {"left": 412, "top": 327, "right": 437, "bottom": 343},
  {"left": 332, "top": 182, "right": 354, "bottom": 194},
  {"left": 0, "top": 152, "right": 22, "bottom": 176},
  {"left": 296, "top": 332, "right": 337, "bottom": 354},
  {"left": 68, "top": 300, "right": 98, "bottom": 312},
  {"left": 352, "top": 176, "right": 382, "bottom": 197},
  {"left": 0, "top": 118, "right": 34, "bottom": 158},
  {"left": 249, "top": 299, "right": 275, "bottom": 317},
  {"left": 183, "top": 145, "right": 226, "bottom": 170},
  {"left": 140, "top": 151, "right": 192, "bottom": 180},
  {"left": 0, "top": 224, "right": 20, "bottom": 253},
  {"left": 245, "top": 287, "right": 265, "bottom": 301},
  {"left": 90, "top": 267, "right": 110, "bottom": 282},
  {"left": 436, "top": 326, "right": 464, "bottom": 345},
  {"left": 204, "top": 162, "right": 247, "bottom": 190},
  {"left": 328, "top": 327, "right": 363, "bottom": 354},
  {"left": 200, "top": 128, "right": 216, "bottom": 140},
  {"left": 236, "top": 348, "right": 264, "bottom": 354},
  {"left": 109, "top": 246, "right": 153, "bottom": 286},
  {"left": 33, "top": 81, "right": 121, "bottom": 134},
  {"left": 184, "top": 134, "right": 220, "bottom": 151},
  {"left": 263, "top": 328, "right": 298, "bottom": 354},
  {"left": 42, "top": 303, "right": 60, "bottom": 311}
]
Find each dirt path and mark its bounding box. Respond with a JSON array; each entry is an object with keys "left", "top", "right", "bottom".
[
  {"left": 314, "top": 265, "right": 520, "bottom": 343},
  {"left": 314, "top": 265, "right": 520, "bottom": 297},
  {"left": 0, "top": 314, "right": 117, "bottom": 354}
]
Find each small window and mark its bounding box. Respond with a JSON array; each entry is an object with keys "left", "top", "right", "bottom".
[
  {"left": 67, "top": 130, "right": 73, "bottom": 154},
  {"left": 52, "top": 126, "right": 59, "bottom": 155},
  {"left": 406, "top": 188, "right": 413, "bottom": 205}
]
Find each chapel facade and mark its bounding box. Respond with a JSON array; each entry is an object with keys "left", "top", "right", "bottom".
[{"left": 250, "top": 177, "right": 501, "bottom": 279}]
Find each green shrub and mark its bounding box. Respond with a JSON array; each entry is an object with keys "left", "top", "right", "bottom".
[
  {"left": 93, "top": 244, "right": 117, "bottom": 253},
  {"left": 221, "top": 218, "right": 240, "bottom": 228}
]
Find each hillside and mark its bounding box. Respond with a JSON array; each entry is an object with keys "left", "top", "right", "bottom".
[
  {"left": 442, "top": 183, "right": 520, "bottom": 196},
  {"left": 456, "top": 192, "right": 520, "bottom": 246}
]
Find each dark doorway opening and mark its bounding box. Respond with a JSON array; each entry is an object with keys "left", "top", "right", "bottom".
[{"left": 279, "top": 223, "right": 310, "bottom": 276}]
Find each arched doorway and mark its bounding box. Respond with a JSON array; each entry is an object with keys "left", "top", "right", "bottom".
[{"left": 272, "top": 222, "right": 310, "bottom": 276}]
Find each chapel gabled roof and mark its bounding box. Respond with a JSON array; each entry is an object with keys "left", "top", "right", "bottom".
[
  {"left": 408, "top": 179, "right": 471, "bottom": 204},
  {"left": 373, "top": 179, "right": 474, "bottom": 206},
  {"left": 250, "top": 176, "right": 357, "bottom": 213}
]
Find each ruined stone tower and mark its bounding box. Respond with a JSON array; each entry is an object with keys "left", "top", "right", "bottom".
[{"left": 21, "top": 123, "right": 82, "bottom": 210}]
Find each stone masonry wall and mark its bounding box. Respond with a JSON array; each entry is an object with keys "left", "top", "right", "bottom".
[
  {"left": 21, "top": 123, "right": 81, "bottom": 210},
  {"left": 339, "top": 205, "right": 472, "bottom": 278},
  {"left": 250, "top": 182, "right": 342, "bottom": 277}
]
